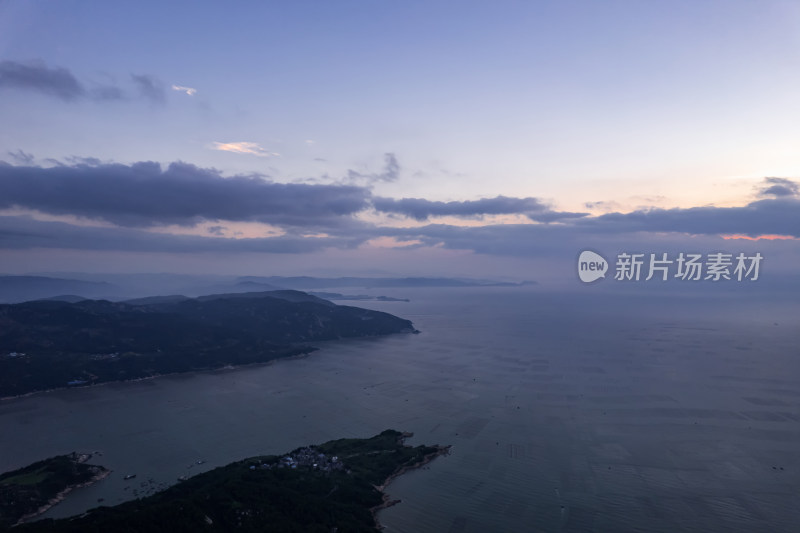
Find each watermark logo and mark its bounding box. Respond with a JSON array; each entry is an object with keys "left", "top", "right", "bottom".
[
  {"left": 577, "top": 250, "right": 608, "bottom": 283},
  {"left": 578, "top": 250, "right": 763, "bottom": 283}
]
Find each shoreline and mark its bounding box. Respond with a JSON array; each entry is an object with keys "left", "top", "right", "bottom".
[
  {"left": 7, "top": 432, "right": 449, "bottom": 531},
  {"left": 0, "top": 347, "right": 317, "bottom": 402},
  {"left": 0, "top": 329, "right": 417, "bottom": 402},
  {"left": 370, "top": 433, "right": 452, "bottom": 530},
  {"left": 15, "top": 465, "right": 111, "bottom": 526}
]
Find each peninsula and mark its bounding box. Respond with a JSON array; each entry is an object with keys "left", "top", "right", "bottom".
[
  {"left": 9, "top": 430, "right": 449, "bottom": 532},
  {"left": 0, "top": 290, "right": 417, "bottom": 398},
  {"left": 0, "top": 453, "right": 109, "bottom": 529}
]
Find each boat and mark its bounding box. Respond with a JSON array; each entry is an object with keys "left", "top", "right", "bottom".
[{"left": 123, "top": 474, "right": 137, "bottom": 480}]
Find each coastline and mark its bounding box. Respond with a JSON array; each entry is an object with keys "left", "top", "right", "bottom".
[
  {"left": 0, "top": 347, "right": 317, "bottom": 402},
  {"left": 5, "top": 432, "right": 450, "bottom": 531},
  {"left": 371, "top": 433, "right": 452, "bottom": 530},
  {"left": 14, "top": 464, "right": 111, "bottom": 526},
  {"left": 0, "top": 327, "right": 418, "bottom": 402}
]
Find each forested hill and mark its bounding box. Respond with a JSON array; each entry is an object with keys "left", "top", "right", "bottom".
[
  {"left": 0, "top": 290, "right": 416, "bottom": 398},
  {"left": 10, "top": 430, "right": 449, "bottom": 533}
]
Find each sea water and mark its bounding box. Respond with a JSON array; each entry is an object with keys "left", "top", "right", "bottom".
[{"left": 0, "top": 287, "right": 798, "bottom": 532}]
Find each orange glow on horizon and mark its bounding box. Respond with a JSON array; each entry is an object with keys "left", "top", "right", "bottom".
[
  {"left": 362, "top": 236, "right": 424, "bottom": 248},
  {"left": 721, "top": 234, "right": 796, "bottom": 241}
]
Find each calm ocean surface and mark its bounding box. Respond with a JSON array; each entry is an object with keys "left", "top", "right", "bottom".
[{"left": 1, "top": 287, "right": 798, "bottom": 532}]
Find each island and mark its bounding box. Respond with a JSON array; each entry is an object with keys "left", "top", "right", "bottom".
[
  {"left": 7, "top": 430, "right": 450, "bottom": 532},
  {"left": 0, "top": 453, "right": 109, "bottom": 529},
  {"left": 0, "top": 290, "right": 417, "bottom": 399}
]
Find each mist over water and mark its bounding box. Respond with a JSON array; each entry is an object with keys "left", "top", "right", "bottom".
[{"left": 1, "top": 287, "right": 798, "bottom": 532}]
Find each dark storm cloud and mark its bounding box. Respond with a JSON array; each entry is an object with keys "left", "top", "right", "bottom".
[
  {"left": 0, "top": 215, "right": 366, "bottom": 254},
  {"left": 0, "top": 161, "right": 371, "bottom": 227},
  {"left": 0, "top": 60, "right": 85, "bottom": 100},
  {"left": 758, "top": 177, "right": 799, "bottom": 198},
  {"left": 372, "top": 195, "right": 587, "bottom": 222},
  {"left": 131, "top": 74, "right": 166, "bottom": 104}
]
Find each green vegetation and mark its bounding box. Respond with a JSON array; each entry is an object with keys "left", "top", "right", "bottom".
[
  {"left": 0, "top": 454, "right": 107, "bottom": 529},
  {"left": 0, "top": 291, "right": 416, "bottom": 398},
  {"left": 10, "top": 430, "right": 448, "bottom": 533}
]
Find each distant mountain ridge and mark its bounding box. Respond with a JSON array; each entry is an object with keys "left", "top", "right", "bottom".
[
  {"left": 0, "top": 274, "right": 534, "bottom": 304},
  {"left": 237, "top": 275, "right": 535, "bottom": 289},
  {"left": 0, "top": 276, "right": 115, "bottom": 303},
  {"left": 195, "top": 289, "right": 335, "bottom": 306}
]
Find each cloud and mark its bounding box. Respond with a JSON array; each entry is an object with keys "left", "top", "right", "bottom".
[
  {"left": 132, "top": 74, "right": 166, "bottom": 104},
  {"left": 346, "top": 153, "right": 400, "bottom": 184},
  {"left": 7, "top": 150, "right": 34, "bottom": 165},
  {"left": 378, "top": 211, "right": 800, "bottom": 261},
  {"left": 578, "top": 198, "right": 800, "bottom": 238},
  {"left": 380, "top": 153, "right": 400, "bottom": 182},
  {"left": 0, "top": 215, "right": 365, "bottom": 254},
  {"left": 0, "top": 183, "right": 798, "bottom": 267},
  {"left": 758, "top": 177, "right": 799, "bottom": 198},
  {"left": 1, "top": 154, "right": 796, "bottom": 266},
  {"left": 528, "top": 210, "right": 591, "bottom": 223},
  {"left": 0, "top": 60, "right": 85, "bottom": 100},
  {"left": 64, "top": 156, "right": 104, "bottom": 166},
  {"left": 722, "top": 234, "right": 796, "bottom": 241},
  {"left": 0, "top": 60, "right": 171, "bottom": 105},
  {"left": 0, "top": 160, "right": 371, "bottom": 228},
  {"left": 584, "top": 200, "right": 622, "bottom": 212},
  {"left": 2, "top": 207, "right": 795, "bottom": 262},
  {"left": 171, "top": 84, "right": 197, "bottom": 96},
  {"left": 373, "top": 195, "right": 542, "bottom": 220},
  {"left": 372, "top": 195, "right": 587, "bottom": 222},
  {"left": 382, "top": 222, "right": 579, "bottom": 257},
  {"left": 372, "top": 193, "right": 800, "bottom": 259},
  {"left": 212, "top": 142, "right": 279, "bottom": 157}
]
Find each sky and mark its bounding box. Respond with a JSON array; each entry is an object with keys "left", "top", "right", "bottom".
[{"left": 1, "top": 0, "right": 799, "bottom": 285}]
